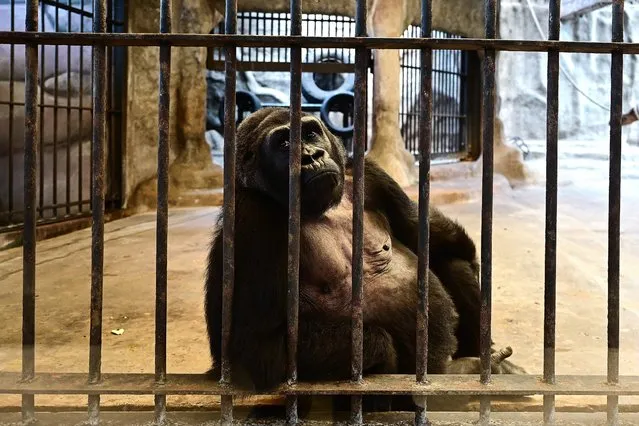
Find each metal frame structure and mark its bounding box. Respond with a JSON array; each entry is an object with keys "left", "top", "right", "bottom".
[
  {"left": 206, "top": 12, "right": 473, "bottom": 159},
  {"left": 0, "top": 0, "right": 632, "bottom": 425},
  {"left": 0, "top": 0, "right": 126, "bottom": 233}
]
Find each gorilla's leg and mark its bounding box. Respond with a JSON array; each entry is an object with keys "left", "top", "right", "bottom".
[{"left": 430, "top": 257, "right": 481, "bottom": 359}]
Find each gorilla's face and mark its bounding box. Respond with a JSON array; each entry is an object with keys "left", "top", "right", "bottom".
[
  {"left": 258, "top": 114, "right": 346, "bottom": 218},
  {"left": 235, "top": 108, "right": 347, "bottom": 218}
]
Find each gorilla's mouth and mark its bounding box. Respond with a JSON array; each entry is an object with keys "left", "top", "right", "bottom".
[
  {"left": 300, "top": 169, "right": 342, "bottom": 218},
  {"left": 302, "top": 169, "right": 338, "bottom": 186}
]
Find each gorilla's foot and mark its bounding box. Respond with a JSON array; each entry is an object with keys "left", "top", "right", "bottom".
[{"left": 446, "top": 346, "right": 527, "bottom": 375}]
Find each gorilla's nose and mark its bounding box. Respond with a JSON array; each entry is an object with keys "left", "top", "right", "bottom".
[{"left": 301, "top": 146, "right": 326, "bottom": 167}]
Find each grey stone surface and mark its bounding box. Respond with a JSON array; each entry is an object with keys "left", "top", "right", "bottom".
[{"left": 498, "top": 0, "right": 639, "bottom": 142}]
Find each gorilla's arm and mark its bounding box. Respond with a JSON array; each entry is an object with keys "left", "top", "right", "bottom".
[
  {"left": 205, "top": 189, "right": 290, "bottom": 390},
  {"left": 359, "top": 159, "right": 481, "bottom": 358},
  {"left": 358, "top": 159, "right": 476, "bottom": 264}
]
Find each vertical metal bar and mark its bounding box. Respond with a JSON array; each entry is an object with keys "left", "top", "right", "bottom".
[
  {"left": 220, "top": 0, "right": 238, "bottom": 422},
  {"left": 415, "top": 0, "right": 432, "bottom": 423},
  {"left": 88, "top": 0, "right": 108, "bottom": 424},
  {"left": 52, "top": 2, "right": 60, "bottom": 218},
  {"left": 22, "top": 0, "right": 39, "bottom": 422},
  {"left": 543, "top": 1, "right": 560, "bottom": 425},
  {"left": 287, "top": 0, "right": 303, "bottom": 422},
  {"left": 350, "top": 0, "right": 367, "bottom": 423},
  {"left": 155, "top": 0, "right": 172, "bottom": 424},
  {"left": 8, "top": 0, "right": 16, "bottom": 222},
  {"left": 479, "top": 0, "right": 497, "bottom": 423},
  {"left": 459, "top": 52, "right": 468, "bottom": 152},
  {"left": 38, "top": 7, "right": 45, "bottom": 218},
  {"left": 78, "top": 0, "right": 86, "bottom": 212},
  {"left": 106, "top": 0, "right": 113, "bottom": 210},
  {"left": 608, "top": 1, "right": 624, "bottom": 425},
  {"left": 66, "top": 0, "right": 72, "bottom": 216},
  {"left": 443, "top": 48, "right": 450, "bottom": 153},
  {"left": 434, "top": 51, "right": 440, "bottom": 154}
]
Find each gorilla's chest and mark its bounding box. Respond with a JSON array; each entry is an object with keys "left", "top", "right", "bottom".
[{"left": 299, "top": 189, "right": 394, "bottom": 285}]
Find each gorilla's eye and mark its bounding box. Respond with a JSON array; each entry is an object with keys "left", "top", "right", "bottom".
[
  {"left": 306, "top": 131, "right": 318, "bottom": 139},
  {"left": 321, "top": 285, "right": 331, "bottom": 295},
  {"left": 280, "top": 140, "right": 290, "bottom": 150}
]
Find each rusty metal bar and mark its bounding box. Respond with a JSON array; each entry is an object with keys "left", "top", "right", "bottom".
[
  {"left": 207, "top": 61, "right": 357, "bottom": 73},
  {"left": 88, "top": 0, "right": 108, "bottom": 424},
  {"left": 3, "top": 373, "right": 639, "bottom": 396},
  {"left": 287, "top": 0, "right": 302, "bottom": 422},
  {"left": 220, "top": 0, "right": 238, "bottom": 423},
  {"left": 415, "top": 0, "right": 433, "bottom": 423},
  {"left": 608, "top": 1, "right": 624, "bottom": 424},
  {"left": 53, "top": 4, "right": 60, "bottom": 218},
  {"left": 7, "top": 0, "right": 16, "bottom": 223},
  {"left": 155, "top": 0, "right": 172, "bottom": 424},
  {"left": 66, "top": 0, "right": 72, "bottom": 216},
  {"left": 350, "top": 0, "right": 368, "bottom": 420},
  {"left": 38, "top": 9, "right": 45, "bottom": 220},
  {"left": 479, "top": 0, "right": 497, "bottom": 424},
  {"left": 2, "top": 32, "right": 638, "bottom": 53},
  {"left": 21, "top": 0, "right": 39, "bottom": 422},
  {"left": 544, "top": 1, "right": 561, "bottom": 425},
  {"left": 78, "top": 0, "right": 87, "bottom": 214}
]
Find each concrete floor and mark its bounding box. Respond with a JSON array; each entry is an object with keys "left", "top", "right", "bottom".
[{"left": 1, "top": 152, "right": 639, "bottom": 422}]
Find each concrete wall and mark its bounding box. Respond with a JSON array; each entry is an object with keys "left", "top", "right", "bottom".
[{"left": 498, "top": 0, "right": 639, "bottom": 143}]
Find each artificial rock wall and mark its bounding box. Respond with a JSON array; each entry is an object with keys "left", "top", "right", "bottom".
[{"left": 498, "top": 0, "right": 639, "bottom": 143}]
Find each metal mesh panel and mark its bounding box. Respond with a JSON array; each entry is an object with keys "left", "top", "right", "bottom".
[
  {"left": 206, "top": 12, "right": 470, "bottom": 159},
  {"left": 0, "top": 0, "right": 126, "bottom": 232}
]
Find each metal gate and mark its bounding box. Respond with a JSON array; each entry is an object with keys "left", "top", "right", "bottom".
[
  {"left": 0, "top": 0, "right": 635, "bottom": 425},
  {"left": 0, "top": 0, "right": 126, "bottom": 233},
  {"left": 205, "top": 12, "right": 472, "bottom": 159}
]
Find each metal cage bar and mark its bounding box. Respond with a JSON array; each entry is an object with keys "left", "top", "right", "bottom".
[
  {"left": 88, "top": 0, "right": 108, "bottom": 424},
  {"left": 7, "top": 0, "right": 16, "bottom": 223},
  {"left": 350, "top": 0, "right": 368, "bottom": 421},
  {"left": 607, "top": 1, "right": 624, "bottom": 425},
  {"left": 220, "top": 0, "right": 238, "bottom": 423},
  {"left": 415, "top": 0, "right": 433, "bottom": 423},
  {"left": 3, "top": 32, "right": 639, "bottom": 52},
  {"left": 21, "top": 0, "right": 40, "bottom": 422},
  {"left": 286, "top": 0, "right": 302, "bottom": 421},
  {"left": 154, "top": 0, "right": 172, "bottom": 424},
  {"left": 543, "top": 1, "right": 561, "bottom": 424},
  {"left": 479, "top": 0, "right": 497, "bottom": 423}
]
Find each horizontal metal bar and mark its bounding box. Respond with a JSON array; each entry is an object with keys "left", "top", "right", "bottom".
[
  {"left": 0, "top": 32, "right": 637, "bottom": 53},
  {"left": 206, "top": 61, "right": 357, "bottom": 73},
  {"left": 0, "top": 101, "right": 94, "bottom": 112},
  {"left": 2, "top": 373, "right": 639, "bottom": 396}
]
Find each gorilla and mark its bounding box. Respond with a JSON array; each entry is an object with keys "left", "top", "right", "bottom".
[{"left": 204, "top": 107, "right": 524, "bottom": 413}]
